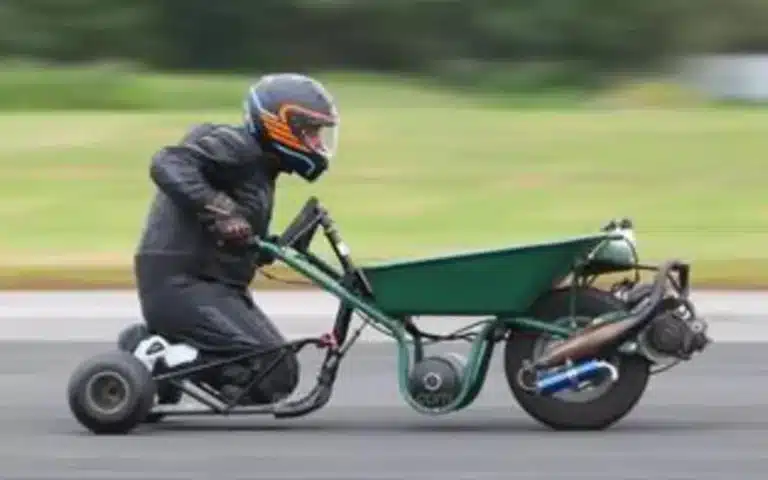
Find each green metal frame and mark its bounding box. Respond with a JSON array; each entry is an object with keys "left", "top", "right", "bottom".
[{"left": 257, "top": 239, "right": 636, "bottom": 416}]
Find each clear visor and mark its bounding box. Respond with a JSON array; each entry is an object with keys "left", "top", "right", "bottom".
[{"left": 302, "top": 123, "right": 339, "bottom": 159}]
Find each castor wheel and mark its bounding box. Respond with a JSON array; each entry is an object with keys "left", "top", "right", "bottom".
[{"left": 67, "top": 350, "right": 157, "bottom": 435}]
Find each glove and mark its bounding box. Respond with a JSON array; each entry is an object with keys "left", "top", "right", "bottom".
[
  {"left": 213, "top": 216, "right": 253, "bottom": 245},
  {"left": 204, "top": 192, "right": 253, "bottom": 246}
]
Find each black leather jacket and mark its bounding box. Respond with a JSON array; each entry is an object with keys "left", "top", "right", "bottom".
[{"left": 134, "top": 123, "right": 279, "bottom": 291}]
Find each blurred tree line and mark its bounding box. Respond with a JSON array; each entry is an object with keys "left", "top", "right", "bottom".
[{"left": 0, "top": 0, "right": 767, "bottom": 87}]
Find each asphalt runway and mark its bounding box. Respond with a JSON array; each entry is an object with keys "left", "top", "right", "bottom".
[{"left": 1, "top": 338, "right": 767, "bottom": 479}]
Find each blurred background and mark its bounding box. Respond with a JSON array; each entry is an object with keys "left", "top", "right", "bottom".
[{"left": 0, "top": 0, "right": 766, "bottom": 290}]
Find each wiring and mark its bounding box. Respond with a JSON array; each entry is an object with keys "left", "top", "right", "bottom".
[{"left": 259, "top": 268, "right": 315, "bottom": 287}]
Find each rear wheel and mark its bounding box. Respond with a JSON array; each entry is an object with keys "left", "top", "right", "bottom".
[
  {"left": 116, "top": 323, "right": 183, "bottom": 423},
  {"left": 504, "top": 287, "right": 651, "bottom": 430},
  {"left": 67, "top": 351, "right": 157, "bottom": 434},
  {"left": 116, "top": 323, "right": 150, "bottom": 352}
]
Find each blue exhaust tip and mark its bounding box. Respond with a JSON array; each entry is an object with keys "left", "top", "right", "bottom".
[{"left": 536, "top": 359, "right": 619, "bottom": 396}]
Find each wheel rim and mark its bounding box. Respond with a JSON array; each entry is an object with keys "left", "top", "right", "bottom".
[
  {"left": 84, "top": 371, "right": 131, "bottom": 415},
  {"left": 532, "top": 316, "right": 619, "bottom": 403}
]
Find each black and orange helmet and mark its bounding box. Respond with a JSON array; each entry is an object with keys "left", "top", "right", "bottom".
[{"left": 244, "top": 73, "right": 339, "bottom": 182}]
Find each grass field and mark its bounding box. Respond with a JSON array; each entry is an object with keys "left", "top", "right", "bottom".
[{"left": 1, "top": 72, "right": 767, "bottom": 289}]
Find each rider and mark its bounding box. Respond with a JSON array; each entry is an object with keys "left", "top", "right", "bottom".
[{"left": 133, "top": 73, "right": 340, "bottom": 404}]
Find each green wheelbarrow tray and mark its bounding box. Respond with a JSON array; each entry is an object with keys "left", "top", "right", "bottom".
[{"left": 361, "top": 232, "right": 627, "bottom": 317}]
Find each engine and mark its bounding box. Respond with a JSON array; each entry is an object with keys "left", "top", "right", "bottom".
[
  {"left": 638, "top": 306, "right": 710, "bottom": 361},
  {"left": 612, "top": 281, "right": 711, "bottom": 363},
  {"left": 407, "top": 353, "right": 466, "bottom": 409}
]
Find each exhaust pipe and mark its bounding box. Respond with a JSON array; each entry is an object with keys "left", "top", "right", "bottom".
[
  {"left": 534, "top": 260, "right": 688, "bottom": 369},
  {"left": 534, "top": 316, "right": 641, "bottom": 368},
  {"left": 536, "top": 359, "right": 618, "bottom": 395}
]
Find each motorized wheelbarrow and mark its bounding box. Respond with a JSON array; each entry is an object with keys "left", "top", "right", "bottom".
[{"left": 66, "top": 197, "right": 711, "bottom": 434}]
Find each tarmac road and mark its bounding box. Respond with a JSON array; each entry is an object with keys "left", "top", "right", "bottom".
[{"left": 0, "top": 291, "right": 766, "bottom": 479}]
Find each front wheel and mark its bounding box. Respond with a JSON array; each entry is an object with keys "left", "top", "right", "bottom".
[
  {"left": 504, "top": 287, "right": 651, "bottom": 430},
  {"left": 67, "top": 351, "right": 157, "bottom": 434}
]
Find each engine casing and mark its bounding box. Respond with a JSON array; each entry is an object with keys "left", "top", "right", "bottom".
[{"left": 639, "top": 308, "right": 710, "bottom": 361}]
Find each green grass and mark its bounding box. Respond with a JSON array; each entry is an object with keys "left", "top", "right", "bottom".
[
  {"left": 0, "top": 62, "right": 591, "bottom": 111},
  {"left": 0, "top": 70, "right": 767, "bottom": 289}
]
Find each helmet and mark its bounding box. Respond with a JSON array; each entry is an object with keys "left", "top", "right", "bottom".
[{"left": 244, "top": 73, "right": 339, "bottom": 182}]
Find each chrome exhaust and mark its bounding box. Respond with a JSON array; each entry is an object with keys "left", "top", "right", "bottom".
[{"left": 535, "top": 359, "right": 619, "bottom": 395}]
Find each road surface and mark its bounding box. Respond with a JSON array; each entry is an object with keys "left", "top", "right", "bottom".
[{"left": 0, "top": 290, "right": 765, "bottom": 479}]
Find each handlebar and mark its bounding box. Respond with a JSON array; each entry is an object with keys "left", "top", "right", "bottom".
[
  {"left": 251, "top": 197, "right": 374, "bottom": 296},
  {"left": 631, "top": 259, "right": 690, "bottom": 315}
]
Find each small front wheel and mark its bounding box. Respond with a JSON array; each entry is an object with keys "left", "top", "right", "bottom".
[
  {"left": 67, "top": 351, "right": 157, "bottom": 435},
  {"left": 504, "top": 287, "right": 651, "bottom": 430}
]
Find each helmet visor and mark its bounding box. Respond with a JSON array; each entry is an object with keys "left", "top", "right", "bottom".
[{"left": 302, "top": 123, "right": 339, "bottom": 159}]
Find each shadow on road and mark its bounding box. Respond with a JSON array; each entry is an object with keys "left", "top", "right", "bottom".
[{"left": 60, "top": 415, "right": 764, "bottom": 437}]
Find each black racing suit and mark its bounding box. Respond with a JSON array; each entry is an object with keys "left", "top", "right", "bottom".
[{"left": 133, "top": 122, "right": 299, "bottom": 403}]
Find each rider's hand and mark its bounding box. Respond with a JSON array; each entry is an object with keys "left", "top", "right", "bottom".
[
  {"left": 213, "top": 216, "right": 252, "bottom": 245},
  {"left": 203, "top": 192, "right": 253, "bottom": 246}
]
